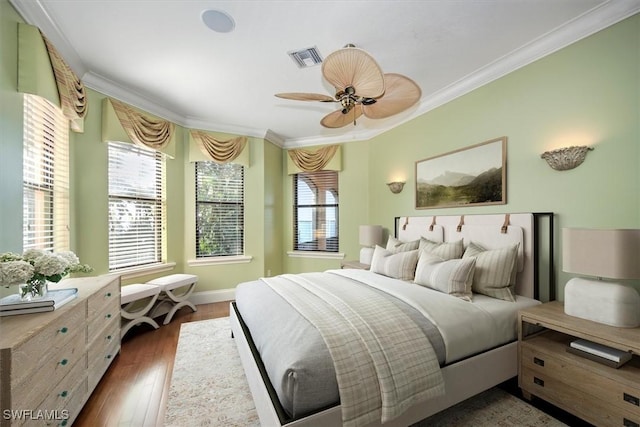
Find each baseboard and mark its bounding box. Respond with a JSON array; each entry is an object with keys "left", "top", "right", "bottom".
[{"left": 189, "top": 288, "right": 236, "bottom": 305}]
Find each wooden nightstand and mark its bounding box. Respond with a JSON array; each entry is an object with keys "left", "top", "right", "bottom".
[
  {"left": 518, "top": 301, "right": 640, "bottom": 427},
  {"left": 340, "top": 260, "right": 370, "bottom": 270}
]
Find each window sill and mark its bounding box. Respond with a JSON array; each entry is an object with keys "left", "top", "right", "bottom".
[
  {"left": 108, "top": 262, "right": 176, "bottom": 281},
  {"left": 287, "top": 251, "right": 345, "bottom": 260},
  {"left": 188, "top": 255, "right": 253, "bottom": 267}
]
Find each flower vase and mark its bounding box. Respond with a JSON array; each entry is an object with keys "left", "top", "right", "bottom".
[{"left": 19, "top": 279, "right": 48, "bottom": 301}]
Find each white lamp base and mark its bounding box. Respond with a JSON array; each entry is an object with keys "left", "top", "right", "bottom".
[
  {"left": 564, "top": 277, "right": 640, "bottom": 328},
  {"left": 359, "top": 247, "right": 375, "bottom": 264}
]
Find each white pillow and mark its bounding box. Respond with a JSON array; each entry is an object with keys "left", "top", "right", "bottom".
[
  {"left": 371, "top": 245, "right": 419, "bottom": 281},
  {"left": 414, "top": 252, "right": 476, "bottom": 301},
  {"left": 463, "top": 241, "right": 519, "bottom": 302},
  {"left": 419, "top": 238, "right": 464, "bottom": 260},
  {"left": 386, "top": 236, "right": 420, "bottom": 254}
]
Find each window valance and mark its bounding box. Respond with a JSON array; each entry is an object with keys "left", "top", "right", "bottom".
[
  {"left": 287, "top": 145, "right": 341, "bottom": 174},
  {"left": 102, "top": 98, "right": 176, "bottom": 158},
  {"left": 188, "top": 130, "right": 249, "bottom": 166},
  {"left": 18, "top": 23, "right": 87, "bottom": 132}
]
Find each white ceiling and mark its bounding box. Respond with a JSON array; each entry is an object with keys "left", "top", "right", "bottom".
[{"left": 11, "top": 0, "right": 640, "bottom": 148}]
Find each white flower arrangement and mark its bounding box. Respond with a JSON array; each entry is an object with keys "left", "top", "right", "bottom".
[{"left": 0, "top": 250, "right": 92, "bottom": 298}]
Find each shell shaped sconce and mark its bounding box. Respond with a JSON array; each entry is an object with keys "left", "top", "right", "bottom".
[
  {"left": 387, "top": 182, "right": 405, "bottom": 194},
  {"left": 541, "top": 146, "right": 593, "bottom": 171}
]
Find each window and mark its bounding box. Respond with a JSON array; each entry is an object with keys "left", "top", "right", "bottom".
[
  {"left": 294, "top": 170, "right": 338, "bottom": 252},
  {"left": 108, "top": 141, "right": 165, "bottom": 271},
  {"left": 195, "top": 162, "right": 244, "bottom": 257},
  {"left": 23, "top": 94, "right": 70, "bottom": 252}
]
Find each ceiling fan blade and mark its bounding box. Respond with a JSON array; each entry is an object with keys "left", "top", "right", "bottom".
[
  {"left": 320, "top": 105, "right": 363, "bottom": 128},
  {"left": 275, "top": 92, "right": 335, "bottom": 102},
  {"left": 362, "top": 73, "right": 421, "bottom": 119},
  {"left": 322, "top": 47, "right": 385, "bottom": 99}
]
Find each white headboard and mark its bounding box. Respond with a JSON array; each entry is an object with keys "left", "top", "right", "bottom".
[{"left": 395, "top": 213, "right": 537, "bottom": 299}]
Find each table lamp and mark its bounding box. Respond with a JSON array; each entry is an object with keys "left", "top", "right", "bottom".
[
  {"left": 359, "top": 225, "right": 383, "bottom": 264},
  {"left": 562, "top": 228, "right": 640, "bottom": 328}
]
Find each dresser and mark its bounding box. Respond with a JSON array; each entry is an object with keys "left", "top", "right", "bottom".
[
  {"left": 518, "top": 301, "right": 640, "bottom": 427},
  {"left": 0, "top": 275, "right": 121, "bottom": 427}
]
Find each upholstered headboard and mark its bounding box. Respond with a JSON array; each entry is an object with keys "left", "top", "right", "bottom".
[{"left": 393, "top": 213, "right": 553, "bottom": 300}]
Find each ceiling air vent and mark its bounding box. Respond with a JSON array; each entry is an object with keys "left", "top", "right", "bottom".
[{"left": 287, "top": 46, "right": 323, "bottom": 68}]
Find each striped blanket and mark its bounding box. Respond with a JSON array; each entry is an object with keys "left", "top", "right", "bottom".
[{"left": 262, "top": 272, "right": 445, "bottom": 427}]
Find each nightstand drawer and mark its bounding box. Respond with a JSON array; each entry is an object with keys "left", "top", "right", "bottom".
[
  {"left": 522, "top": 367, "right": 640, "bottom": 427},
  {"left": 521, "top": 342, "right": 640, "bottom": 418}
]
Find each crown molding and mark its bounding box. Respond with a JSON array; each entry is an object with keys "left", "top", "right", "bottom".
[{"left": 11, "top": 0, "right": 640, "bottom": 148}]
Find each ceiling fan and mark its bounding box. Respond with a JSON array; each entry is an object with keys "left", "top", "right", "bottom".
[{"left": 275, "top": 44, "right": 421, "bottom": 128}]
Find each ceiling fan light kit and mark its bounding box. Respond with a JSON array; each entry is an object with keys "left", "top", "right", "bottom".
[{"left": 276, "top": 44, "right": 421, "bottom": 128}]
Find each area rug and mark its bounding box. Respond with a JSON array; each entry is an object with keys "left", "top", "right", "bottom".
[{"left": 165, "top": 317, "right": 566, "bottom": 427}]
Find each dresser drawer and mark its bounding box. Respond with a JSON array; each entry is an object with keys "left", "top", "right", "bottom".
[
  {"left": 87, "top": 281, "right": 119, "bottom": 321},
  {"left": 521, "top": 342, "right": 640, "bottom": 418},
  {"left": 10, "top": 303, "right": 85, "bottom": 388},
  {"left": 88, "top": 339, "right": 119, "bottom": 391},
  {"left": 36, "top": 359, "right": 88, "bottom": 422},
  {"left": 87, "top": 298, "right": 119, "bottom": 340}
]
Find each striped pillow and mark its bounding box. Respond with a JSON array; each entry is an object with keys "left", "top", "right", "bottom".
[
  {"left": 386, "top": 236, "right": 421, "bottom": 253},
  {"left": 371, "top": 245, "right": 420, "bottom": 281},
  {"left": 414, "top": 252, "right": 476, "bottom": 301},
  {"left": 419, "top": 238, "right": 464, "bottom": 260},
  {"left": 463, "top": 242, "right": 519, "bottom": 302}
]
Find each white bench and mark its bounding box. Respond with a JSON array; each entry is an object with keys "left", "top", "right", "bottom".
[
  {"left": 147, "top": 274, "right": 198, "bottom": 325},
  {"left": 120, "top": 284, "right": 161, "bottom": 339}
]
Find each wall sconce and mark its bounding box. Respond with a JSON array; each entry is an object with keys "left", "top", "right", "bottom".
[
  {"left": 541, "top": 145, "right": 593, "bottom": 171},
  {"left": 387, "top": 181, "right": 405, "bottom": 194}
]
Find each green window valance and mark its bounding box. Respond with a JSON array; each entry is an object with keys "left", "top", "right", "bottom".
[
  {"left": 102, "top": 98, "right": 176, "bottom": 158},
  {"left": 287, "top": 145, "right": 342, "bottom": 174},
  {"left": 18, "top": 23, "right": 87, "bottom": 132},
  {"left": 188, "top": 130, "right": 249, "bottom": 166}
]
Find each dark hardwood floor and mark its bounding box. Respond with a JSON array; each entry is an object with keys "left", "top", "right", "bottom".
[
  {"left": 74, "top": 301, "right": 588, "bottom": 427},
  {"left": 74, "top": 302, "right": 229, "bottom": 427}
]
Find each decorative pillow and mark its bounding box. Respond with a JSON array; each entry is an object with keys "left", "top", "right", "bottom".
[
  {"left": 371, "top": 245, "right": 420, "bottom": 281},
  {"left": 463, "top": 241, "right": 519, "bottom": 302},
  {"left": 386, "top": 236, "right": 420, "bottom": 254},
  {"left": 414, "top": 252, "right": 476, "bottom": 301},
  {"left": 419, "top": 238, "right": 464, "bottom": 260}
]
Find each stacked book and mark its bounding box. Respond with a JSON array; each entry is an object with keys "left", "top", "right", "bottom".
[
  {"left": 0, "top": 288, "right": 78, "bottom": 317},
  {"left": 568, "top": 338, "right": 633, "bottom": 368}
]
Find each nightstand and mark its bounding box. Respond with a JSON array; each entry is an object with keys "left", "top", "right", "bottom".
[
  {"left": 518, "top": 301, "right": 640, "bottom": 427},
  {"left": 340, "top": 260, "right": 370, "bottom": 270}
]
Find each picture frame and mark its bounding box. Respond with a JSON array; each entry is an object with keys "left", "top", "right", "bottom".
[{"left": 415, "top": 137, "right": 507, "bottom": 209}]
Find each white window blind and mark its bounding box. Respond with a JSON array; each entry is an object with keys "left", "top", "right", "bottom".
[
  {"left": 23, "top": 94, "right": 70, "bottom": 252},
  {"left": 294, "top": 170, "right": 339, "bottom": 252},
  {"left": 195, "top": 162, "right": 244, "bottom": 257},
  {"left": 108, "top": 141, "right": 165, "bottom": 271}
]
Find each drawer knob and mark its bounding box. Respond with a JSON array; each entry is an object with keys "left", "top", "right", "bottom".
[
  {"left": 106, "top": 354, "right": 112, "bottom": 359},
  {"left": 533, "top": 377, "right": 544, "bottom": 387},
  {"left": 59, "top": 358, "right": 68, "bottom": 366},
  {"left": 107, "top": 335, "right": 112, "bottom": 340},
  {"left": 624, "top": 418, "right": 639, "bottom": 427},
  {"left": 59, "top": 390, "right": 68, "bottom": 397},
  {"left": 624, "top": 393, "right": 640, "bottom": 407},
  {"left": 58, "top": 327, "right": 68, "bottom": 334},
  {"left": 533, "top": 357, "right": 545, "bottom": 367},
  {"left": 106, "top": 292, "right": 112, "bottom": 297}
]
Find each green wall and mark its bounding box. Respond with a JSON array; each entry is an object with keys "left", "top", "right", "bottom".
[{"left": 1, "top": 0, "right": 638, "bottom": 298}]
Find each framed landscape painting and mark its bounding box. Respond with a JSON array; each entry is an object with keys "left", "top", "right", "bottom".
[{"left": 415, "top": 137, "right": 506, "bottom": 209}]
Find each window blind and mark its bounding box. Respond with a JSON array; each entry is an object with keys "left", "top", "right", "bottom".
[
  {"left": 294, "top": 170, "right": 339, "bottom": 252},
  {"left": 23, "top": 94, "right": 70, "bottom": 252},
  {"left": 195, "top": 162, "right": 244, "bottom": 257},
  {"left": 108, "top": 141, "right": 165, "bottom": 270}
]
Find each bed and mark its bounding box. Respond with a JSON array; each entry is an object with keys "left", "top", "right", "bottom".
[{"left": 230, "top": 212, "right": 554, "bottom": 427}]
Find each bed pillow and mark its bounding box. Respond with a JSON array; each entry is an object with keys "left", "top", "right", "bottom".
[
  {"left": 419, "top": 238, "right": 464, "bottom": 260},
  {"left": 370, "top": 245, "right": 419, "bottom": 281},
  {"left": 386, "top": 236, "right": 421, "bottom": 253},
  {"left": 463, "top": 241, "right": 518, "bottom": 302},
  {"left": 414, "top": 252, "right": 476, "bottom": 301}
]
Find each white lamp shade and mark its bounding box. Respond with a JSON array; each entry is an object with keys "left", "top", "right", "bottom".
[
  {"left": 359, "top": 225, "right": 383, "bottom": 247},
  {"left": 562, "top": 228, "right": 640, "bottom": 279}
]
